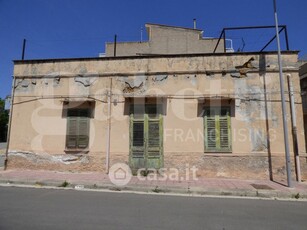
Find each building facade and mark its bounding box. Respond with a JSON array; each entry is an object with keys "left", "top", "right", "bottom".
[{"left": 6, "top": 24, "right": 307, "bottom": 181}]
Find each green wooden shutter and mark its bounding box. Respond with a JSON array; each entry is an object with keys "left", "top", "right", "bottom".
[
  {"left": 77, "top": 117, "right": 89, "bottom": 148},
  {"left": 67, "top": 117, "right": 78, "bottom": 148},
  {"left": 66, "top": 109, "right": 90, "bottom": 149},
  {"left": 206, "top": 116, "right": 217, "bottom": 149},
  {"left": 204, "top": 107, "right": 231, "bottom": 152},
  {"left": 219, "top": 112, "right": 231, "bottom": 150},
  {"left": 147, "top": 120, "right": 160, "bottom": 156},
  {"left": 131, "top": 116, "right": 145, "bottom": 157}
]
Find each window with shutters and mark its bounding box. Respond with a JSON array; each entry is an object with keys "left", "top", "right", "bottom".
[
  {"left": 66, "top": 109, "right": 90, "bottom": 149},
  {"left": 204, "top": 107, "right": 231, "bottom": 152}
]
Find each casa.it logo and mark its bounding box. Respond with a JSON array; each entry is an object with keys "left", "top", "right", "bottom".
[{"left": 108, "top": 163, "right": 132, "bottom": 186}]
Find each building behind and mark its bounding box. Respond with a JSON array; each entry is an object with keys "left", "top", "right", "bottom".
[{"left": 105, "top": 23, "right": 224, "bottom": 56}]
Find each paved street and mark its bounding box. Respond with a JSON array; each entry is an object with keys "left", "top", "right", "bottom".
[
  {"left": 0, "top": 187, "right": 306, "bottom": 230},
  {"left": 1, "top": 169, "right": 307, "bottom": 199}
]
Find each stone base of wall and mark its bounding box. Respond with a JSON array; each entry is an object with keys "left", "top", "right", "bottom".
[
  {"left": 164, "top": 153, "right": 305, "bottom": 181},
  {"left": 6, "top": 150, "right": 307, "bottom": 181}
]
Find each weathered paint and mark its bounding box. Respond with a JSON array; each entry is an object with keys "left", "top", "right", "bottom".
[{"left": 8, "top": 52, "right": 307, "bottom": 180}]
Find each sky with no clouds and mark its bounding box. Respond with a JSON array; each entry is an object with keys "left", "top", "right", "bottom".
[{"left": 0, "top": 0, "right": 306, "bottom": 99}]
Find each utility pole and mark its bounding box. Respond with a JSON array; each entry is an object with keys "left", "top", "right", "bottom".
[{"left": 273, "top": 0, "right": 292, "bottom": 187}]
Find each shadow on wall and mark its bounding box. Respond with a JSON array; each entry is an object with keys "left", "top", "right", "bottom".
[
  {"left": 197, "top": 99, "right": 235, "bottom": 117},
  {"left": 260, "top": 54, "right": 273, "bottom": 181},
  {"left": 123, "top": 97, "right": 167, "bottom": 116},
  {"left": 61, "top": 101, "right": 96, "bottom": 118}
]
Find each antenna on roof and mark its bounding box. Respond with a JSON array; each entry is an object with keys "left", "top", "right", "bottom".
[{"left": 193, "top": 19, "right": 197, "bottom": 29}]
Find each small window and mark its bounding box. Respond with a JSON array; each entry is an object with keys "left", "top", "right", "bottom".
[
  {"left": 66, "top": 109, "right": 90, "bottom": 149},
  {"left": 204, "top": 107, "right": 231, "bottom": 152}
]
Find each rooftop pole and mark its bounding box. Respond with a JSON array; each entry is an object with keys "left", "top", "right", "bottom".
[
  {"left": 114, "top": 34, "right": 117, "bottom": 57},
  {"left": 273, "top": 0, "right": 292, "bottom": 187},
  {"left": 21, "top": 39, "right": 26, "bottom": 60}
]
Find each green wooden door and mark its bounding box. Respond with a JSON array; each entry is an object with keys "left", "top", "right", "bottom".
[
  {"left": 204, "top": 107, "right": 231, "bottom": 152},
  {"left": 129, "top": 104, "right": 163, "bottom": 173}
]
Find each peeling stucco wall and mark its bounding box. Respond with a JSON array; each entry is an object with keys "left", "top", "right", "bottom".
[
  {"left": 10, "top": 52, "right": 306, "bottom": 180},
  {"left": 9, "top": 151, "right": 89, "bottom": 165},
  {"left": 74, "top": 75, "right": 98, "bottom": 87}
]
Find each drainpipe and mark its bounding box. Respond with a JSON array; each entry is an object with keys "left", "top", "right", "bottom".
[
  {"left": 4, "top": 75, "right": 17, "bottom": 170},
  {"left": 287, "top": 74, "right": 301, "bottom": 182},
  {"left": 105, "top": 78, "right": 112, "bottom": 174}
]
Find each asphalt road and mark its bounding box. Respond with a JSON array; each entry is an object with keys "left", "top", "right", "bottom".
[{"left": 0, "top": 186, "right": 306, "bottom": 230}]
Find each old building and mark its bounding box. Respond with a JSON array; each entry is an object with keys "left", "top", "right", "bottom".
[{"left": 6, "top": 23, "right": 307, "bottom": 181}]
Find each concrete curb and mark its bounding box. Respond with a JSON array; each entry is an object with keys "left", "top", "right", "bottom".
[{"left": 1, "top": 178, "right": 307, "bottom": 200}]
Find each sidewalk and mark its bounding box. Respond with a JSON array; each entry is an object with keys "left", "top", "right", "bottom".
[{"left": 0, "top": 169, "right": 307, "bottom": 199}]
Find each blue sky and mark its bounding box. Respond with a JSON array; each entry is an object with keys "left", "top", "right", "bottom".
[{"left": 0, "top": 0, "right": 306, "bottom": 99}]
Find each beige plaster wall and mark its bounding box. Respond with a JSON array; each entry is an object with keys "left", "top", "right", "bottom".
[{"left": 8, "top": 52, "right": 307, "bottom": 180}]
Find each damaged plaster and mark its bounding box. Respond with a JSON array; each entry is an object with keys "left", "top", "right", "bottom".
[
  {"left": 120, "top": 75, "right": 147, "bottom": 93},
  {"left": 230, "top": 57, "right": 299, "bottom": 78},
  {"left": 234, "top": 78, "right": 272, "bottom": 122},
  {"left": 21, "top": 79, "right": 30, "bottom": 87},
  {"left": 152, "top": 75, "right": 168, "bottom": 82},
  {"left": 250, "top": 129, "right": 268, "bottom": 152},
  {"left": 125, "top": 75, "right": 146, "bottom": 88},
  {"left": 234, "top": 77, "right": 274, "bottom": 152},
  {"left": 231, "top": 57, "right": 258, "bottom": 78},
  {"left": 14, "top": 79, "right": 37, "bottom": 92},
  {"left": 54, "top": 77, "right": 60, "bottom": 85},
  {"left": 74, "top": 75, "right": 98, "bottom": 87},
  {"left": 9, "top": 151, "right": 89, "bottom": 165}
]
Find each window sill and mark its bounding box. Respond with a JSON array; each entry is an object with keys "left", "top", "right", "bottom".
[
  {"left": 204, "top": 151, "right": 232, "bottom": 154},
  {"left": 64, "top": 149, "right": 89, "bottom": 154}
]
